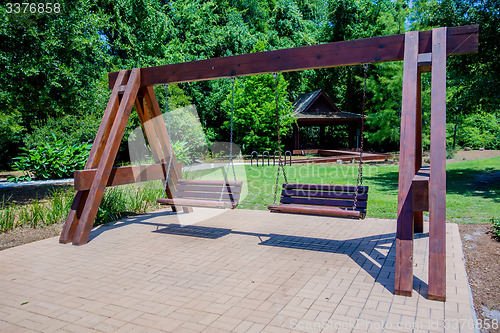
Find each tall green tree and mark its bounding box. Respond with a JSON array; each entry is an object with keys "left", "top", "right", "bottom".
[
  {"left": 0, "top": 1, "right": 110, "bottom": 124},
  {"left": 410, "top": 0, "right": 499, "bottom": 125},
  {"left": 222, "top": 73, "right": 293, "bottom": 153}
]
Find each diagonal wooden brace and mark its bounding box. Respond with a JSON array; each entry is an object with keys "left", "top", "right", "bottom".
[{"left": 71, "top": 68, "right": 141, "bottom": 245}]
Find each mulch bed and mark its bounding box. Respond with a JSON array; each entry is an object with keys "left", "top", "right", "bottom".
[
  {"left": 0, "top": 223, "right": 62, "bottom": 251},
  {"left": 0, "top": 183, "right": 73, "bottom": 206},
  {"left": 459, "top": 223, "right": 500, "bottom": 332}
]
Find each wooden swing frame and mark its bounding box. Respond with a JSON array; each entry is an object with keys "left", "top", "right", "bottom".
[{"left": 60, "top": 25, "right": 478, "bottom": 302}]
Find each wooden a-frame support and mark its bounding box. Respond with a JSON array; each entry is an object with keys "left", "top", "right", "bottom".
[
  {"left": 59, "top": 69, "right": 188, "bottom": 246},
  {"left": 60, "top": 25, "right": 478, "bottom": 302}
]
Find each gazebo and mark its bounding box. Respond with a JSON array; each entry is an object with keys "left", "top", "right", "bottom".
[{"left": 292, "top": 89, "right": 362, "bottom": 151}]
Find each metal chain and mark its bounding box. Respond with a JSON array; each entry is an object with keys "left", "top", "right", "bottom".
[
  {"left": 229, "top": 76, "right": 237, "bottom": 182},
  {"left": 354, "top": 64, "right": 368, "bottom": 209},
  {"left": 162, "top": 84, "right": 174, "bottom": 198},
  {"left": 220, "top": 76, "right": 237, "bottom": 203},
  {"left": 272, "top": 73, "right": 288, "bottom": 205}
]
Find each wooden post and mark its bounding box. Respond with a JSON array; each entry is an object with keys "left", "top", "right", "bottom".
[
  {"left": 414, "top": 69, "right": 424, "bottom": 234},
  {"left": 395, "top": 31, "right": 419, "bottom": 297},
  {"left": 72, "top": 68, "right": 141, "bottom": 245},
  {"left": 428, "top": 27, "right": 447, "bottom": 301}
]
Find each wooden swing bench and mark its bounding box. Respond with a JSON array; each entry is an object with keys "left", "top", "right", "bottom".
[
  {"left": 268, "top": 183, "right": 368, "bottom": 219},
  {"left": 157, "top": 179, "right": 242, "bottom": 209}
]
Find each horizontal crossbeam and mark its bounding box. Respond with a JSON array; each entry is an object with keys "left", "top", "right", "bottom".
[
  {"left": 73, "top": 163, "right": 171, "bottom": 191},
  {"left": 109, "top": 25, "right": 478, "bottom": 88}
]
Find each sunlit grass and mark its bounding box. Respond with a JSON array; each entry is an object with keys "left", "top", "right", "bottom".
[{"left": 227, "top": 158, "right": 499, "bottom": 223}]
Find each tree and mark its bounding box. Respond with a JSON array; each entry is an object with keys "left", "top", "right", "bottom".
[
  {"left": 0, "top": 1, "right": 111, "bottom": 125},
  {"left": 410, "top": 0, "right": 500, "bottom": 123},
  {"left": 222, "top": 73, "right": 293, "bottom": 153},
  {"left": 363, "top": 3, "right": 410, "bottom": 150}
]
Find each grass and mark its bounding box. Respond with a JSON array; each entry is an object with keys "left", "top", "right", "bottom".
[
  {"left": 0, "top": 156, "right": 498, "bottom": 234},
  {"left": 0, "top": 189, "right": 74, "bottom": 232},
  {"left": 95, "top": 182, "right": 164, "bottom": 225},
  {"left": 234, "top": 163, "right": 399, "bottom": 218},
  {"left": 220, "top": 157, "right": 499, "bottom": 223}
]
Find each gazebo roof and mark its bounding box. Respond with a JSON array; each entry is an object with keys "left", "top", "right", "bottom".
[{"left": 292, "top": 90, "right": 362, "bottom": 124}]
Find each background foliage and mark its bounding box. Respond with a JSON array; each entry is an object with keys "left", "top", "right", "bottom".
[{"left": 0, "top": 0, "right": 498, "bottom": 170}]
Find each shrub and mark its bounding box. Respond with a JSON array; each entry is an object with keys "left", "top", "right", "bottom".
[
  {"left": 19, "top": 200, "right": 45, "bottom": 228},
  {"left": 492, "top": 218, "right": 500, "bottom": 239},
  {"left": 96, "top": 187, "right": 128, "bottom": 225},
  {"left": 166, "top": 106, "right": 209, "bottom": 157},
  {"left": 23, "top": 113, "right": 102, "bottom": 150},
  {"left": 458, "top": 112, "right": 500, "bottom": 149},
  {"left": 23, "top": 111, "right": 140, "bottom": 165},
  {"left": 446, "top": 148, "right": 457, "bottom": 160},
  {"left": 172, "top": 141, "right": 193, "bottom": 165},
  {"left": 95, "top": 184, "right": 163, "bottom": 226},
  {"left": 11, "top": 137, "right": 92, "bottom": 180},
  {"left": 0, "top": 111, "right": 25, "bottom": 169}
]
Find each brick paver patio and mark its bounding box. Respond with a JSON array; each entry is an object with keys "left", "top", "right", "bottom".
[{"left": 0, "top": 209, "right": 475, "bottom": 332}]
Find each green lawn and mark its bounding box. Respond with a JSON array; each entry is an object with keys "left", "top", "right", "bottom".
[{"left": 185, "top": 157, "right": 499, "bottom": 223}]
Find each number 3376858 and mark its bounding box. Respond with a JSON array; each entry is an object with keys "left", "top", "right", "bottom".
[{"left": 6, "top": 3, "right": 61, "bottom": 14}]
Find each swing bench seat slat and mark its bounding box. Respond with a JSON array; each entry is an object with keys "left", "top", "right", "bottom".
[
  {"left": 268, "top": 183, "right": 368, "bottom": 219},
  {"left": 157, "top": 198, "right": 237, "bottom": 209},
  {"left": 174, "top": 191, "right": 241, "bottom": 201},
  {"left": 268, "top": 204, "right": 365, "bottom": 218},
  {"left": 283, "top": 183, "right": 368, "bottom": 192},
  {"left": 281, "top": 189, "right": 368, "bottom": 201},
  {"left": 279, "top": 196, "right": 368, "bottom": 209},
  {"left": 177, "top": 179, "right": 242, "bottom": 187},
  {"left": 157, "top": 180, "right": 242, "bottom": 209},
  {"left": 175, "top": 184, "right": 243, "bottom": 194}
]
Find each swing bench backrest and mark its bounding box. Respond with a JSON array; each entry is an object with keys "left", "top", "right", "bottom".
[
  {"left": 268, "top": 183, "right": 368, "bottom": 218},
  {"left": 157, "top": 179, "right": 242, "bottom": 209}
]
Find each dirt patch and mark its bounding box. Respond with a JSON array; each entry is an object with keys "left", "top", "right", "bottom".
[
  {"left": 459, "top": 223, "right": 500, "bottom": 332},
  {"left": 449, "top": 149, "right": 500, "bottom": 163},
  {"left": 0, "top": 223, "right": 63, "bottom": 251},
  {"left": 0, "top": 183, "right": 73, "bottom": 207}
]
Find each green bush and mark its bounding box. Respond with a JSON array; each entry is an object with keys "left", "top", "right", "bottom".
[
  {"left": 172, "top": 141, "right": 193, "bottom": 165},
  {"left": 95, "top": 184, "right": 164, "bottom": 226},
  {"left": 166, "top": 106, "right": 209, "bottom": 157},
  {"left": 492, "top": 218, "right": 500, "bottom": 239},
  {"left": 23, "top": 111, "right": 140, "bottom": 164},
  {"left": 23, "top": 113, "right": 102, "bottom": 150},
  {"left": 11, "top": 137, "right": 92, "bottom": 180},
  {"left": 0, "top": 111, "right": 25, "bottom": 169},
  {"left": 458, "top": 112, "right": 500, "bottom": 149},
  {"left": 446, "top": 148, "right": 457, "bottom": 160}
]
